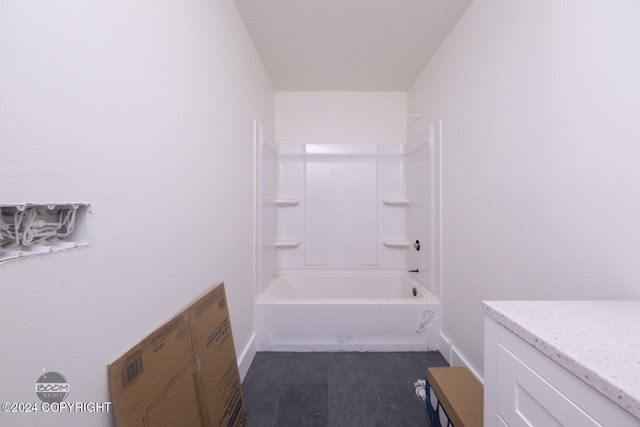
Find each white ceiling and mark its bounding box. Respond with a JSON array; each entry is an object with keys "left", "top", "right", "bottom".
[{"left": 234, "top": 0, "right": 472, "bottom": 91}]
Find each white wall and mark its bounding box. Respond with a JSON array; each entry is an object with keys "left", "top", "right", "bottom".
[
  {"left": 275, "top": 91, "right": 407, "bottom": 144},
  {"left": 408, "top": 0, "right": 640, "bottom": 377},
  {"left": 0, "top": 1, "right": 273, "bottom": 426}
]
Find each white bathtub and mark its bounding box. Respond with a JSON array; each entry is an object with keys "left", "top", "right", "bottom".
[{"left": 255, "top": 270, "right": 441, "bottom": 352}]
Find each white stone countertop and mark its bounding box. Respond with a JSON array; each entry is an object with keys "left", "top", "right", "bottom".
[{"left": 483, "top": 300, "right": 640, "bottom": 419}]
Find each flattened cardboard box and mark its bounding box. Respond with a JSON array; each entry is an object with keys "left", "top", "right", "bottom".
[{"left": 108, "top": 283, "right": 247, "bottom": 427}]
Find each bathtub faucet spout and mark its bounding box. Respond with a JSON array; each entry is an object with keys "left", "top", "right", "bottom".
[{"left": 408, "top": 269, "right": 419, "bottom": 273}]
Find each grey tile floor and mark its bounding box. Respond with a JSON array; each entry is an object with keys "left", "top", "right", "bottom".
[{"left": 242, "top": 351, "right": 448, "bottom": 427}]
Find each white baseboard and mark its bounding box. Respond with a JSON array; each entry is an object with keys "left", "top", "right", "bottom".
[
  {"left": 438, "top": 332, "right": 484, "bottom": 385},
  {"left": 237, "top": 332, "right": 257, "bottom": 381},
  {"left": 438, "top": 332, "right": 452, "bottom": 364}
]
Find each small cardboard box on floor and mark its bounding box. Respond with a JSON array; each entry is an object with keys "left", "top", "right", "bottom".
[{"left": 108, "top": 283, "right": 247, "bottom": 427}]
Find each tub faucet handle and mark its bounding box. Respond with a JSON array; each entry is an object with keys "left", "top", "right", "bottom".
[{"left": 408, "top": 269, "right": 419, "bottom": 273}]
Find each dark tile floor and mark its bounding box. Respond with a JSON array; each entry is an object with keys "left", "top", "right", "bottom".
[{"left": 242, "top": 351, "right": 448, "bottom": 427}]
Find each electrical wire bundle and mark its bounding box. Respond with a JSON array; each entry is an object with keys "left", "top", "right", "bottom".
[{"left": 0, "top": 207, "right": 76, "bottom": 248}]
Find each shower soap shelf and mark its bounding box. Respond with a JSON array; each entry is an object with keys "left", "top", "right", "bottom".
[
  {"left": 275, "top": 199, "right": 300, "bottom": 207},
  {"left": 382, "top": 240, "right": 411, "bottom": 248},
  {"left": 382, "top": 198, "right": 410, "bottom": 206},
  {"left": 275, "top": 239, "right": 301, "bottom": 248}
]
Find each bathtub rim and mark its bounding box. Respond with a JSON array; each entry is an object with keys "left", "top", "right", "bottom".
[{"left": 256, "top": 268, "right": 440, "bottom": 304}]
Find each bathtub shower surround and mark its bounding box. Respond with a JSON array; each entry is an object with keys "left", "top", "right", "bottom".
[
  {"left": 305, "top": 147, "right": 379, "bottom": 266},
  {"left": 271, "top": 140, "right": 436, "bottom": 274},
  {"left": 254, "top": 124, "right": 442, "bottom": 351}
]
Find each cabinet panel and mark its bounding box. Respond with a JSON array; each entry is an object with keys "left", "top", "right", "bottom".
[{"left": 497, "top": 343, "right": 600, "bottom": 427}]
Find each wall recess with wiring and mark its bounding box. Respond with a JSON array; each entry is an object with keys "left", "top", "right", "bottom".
[{"left": 0, "top": 203, "right": 90, "bottom": 263}]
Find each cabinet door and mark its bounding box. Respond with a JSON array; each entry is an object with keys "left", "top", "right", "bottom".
[{"left": 497, "top": 343, "right": 601, "bottom": 426}]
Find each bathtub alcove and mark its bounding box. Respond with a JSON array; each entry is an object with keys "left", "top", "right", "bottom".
[{"left": 254, "top": 123, "right": 442, "bottom": 351}]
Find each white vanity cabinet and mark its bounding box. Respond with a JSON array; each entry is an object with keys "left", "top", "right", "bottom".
[{"left": 483, "top": 301, "right": 640, "bottom": 427}]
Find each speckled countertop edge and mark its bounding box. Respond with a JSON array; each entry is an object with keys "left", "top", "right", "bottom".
[{"left": 483, "top": 300, "right": 640, "bottom": 420}]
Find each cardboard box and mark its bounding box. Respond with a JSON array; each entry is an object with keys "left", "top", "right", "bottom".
[
  {"left": 426, "top": 367, "right": 483, "bottom": 427},
  {"left": 108, "top": 283, "right": 247, "bottom": 427}
]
